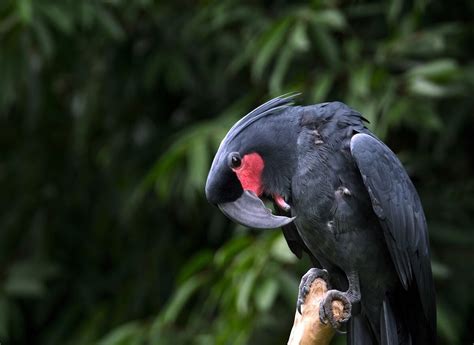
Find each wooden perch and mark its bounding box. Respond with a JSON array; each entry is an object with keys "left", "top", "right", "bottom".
[{"left": 288, "top": 278, "right": 344, "bottom": 345}]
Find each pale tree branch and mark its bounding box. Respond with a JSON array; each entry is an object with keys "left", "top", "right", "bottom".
[{"left": 288, "top": 278, "right": 344, "bottom": 345}]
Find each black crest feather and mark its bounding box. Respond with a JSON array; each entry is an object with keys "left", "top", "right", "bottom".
[{"left": 219, "top": 94, "right": 299, "bottom": 148}]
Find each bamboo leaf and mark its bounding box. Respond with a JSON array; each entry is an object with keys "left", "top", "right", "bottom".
[
  {"left": 271, "top": 233, "right": 297, "bottom": 263},
  {"left": 252, "top": 17, "right": 291, "bottom": 81},
  {"left": 16, "top": 0, "right": 32, "bottom": 25},
  {"left": 236, "top": 270, "right": 257, "bottom": 315},
  {"left": 254, "top": 278, "right": 278, "bottom": 311},
  {"left": 162, "top": 275, "right": 207, "bottom": 324},
  {"left": 311, "top": 9, "right": 346, "bottom": 30},
  {"left": 98, "top": 322, "right": 145, "bottom": 345}
]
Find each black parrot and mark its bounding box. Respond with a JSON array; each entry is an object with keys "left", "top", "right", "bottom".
[{"left": 205, "top": 95, "right": 436, "bottom": 344}]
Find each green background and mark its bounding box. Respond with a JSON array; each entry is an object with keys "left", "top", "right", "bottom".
[{"left": 0, "top": 0, "right": 473, "bottom": 344}]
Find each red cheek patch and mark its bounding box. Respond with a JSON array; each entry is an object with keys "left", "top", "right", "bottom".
[{"left": 233, "top": 152, "right": 264, "bottom": 196}]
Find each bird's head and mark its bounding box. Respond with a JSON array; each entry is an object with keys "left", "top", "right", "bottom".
[{"left": 205, "top": 95, "right": 299, "bottom": 229}]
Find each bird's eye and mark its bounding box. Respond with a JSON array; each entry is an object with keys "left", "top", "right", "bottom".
[{"left": 228, "top": 152, "right": 242, "bottom": 169}]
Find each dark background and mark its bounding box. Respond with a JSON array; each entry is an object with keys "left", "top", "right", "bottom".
[{"left": 0, "top": 1, "right": 473, "bottom": 344}]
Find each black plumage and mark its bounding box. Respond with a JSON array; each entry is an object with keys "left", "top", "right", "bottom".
[{"left": 205, "top": 95, "right": 436, "bottom": 344}]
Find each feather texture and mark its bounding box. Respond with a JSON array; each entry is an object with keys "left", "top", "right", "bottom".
[{"left": 350, "top": 133, "right": 436, "bottom": 342}]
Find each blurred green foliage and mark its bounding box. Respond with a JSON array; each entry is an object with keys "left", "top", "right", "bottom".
[{"left": 0, "top": 0, "right": 473, "bottom": 344}]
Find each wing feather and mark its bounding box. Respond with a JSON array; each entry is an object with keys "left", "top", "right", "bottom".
[{"left": 350, "top": 133, "right": 435, "bottom": 332}]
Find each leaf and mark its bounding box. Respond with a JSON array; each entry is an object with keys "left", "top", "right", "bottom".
[
  {"left": 268, "top": 20, "right": 308, "bottom": 93},
  {"left": 275, "top": 271, "right": 299, "bottom": 306},
  {"left": 161, "top": 275, "right": 207, "bottom": 324},
  {"left": 311, "top": 9, "right": 346, "bottom": 30},
  {"left": 310, "top": 72, "right": 334, "bottom": 102},
  {"left": 96, "top": 5, "right": 125, "bottom": 40},
  {"left": 407, "top": 59, "right": 459, "bottom": 81},
  {"left": 4, "top": 261, "right": 57, "bottom": 298},
  {"left": 252, "top": 17, "right": 291, "bottom": 81},
  {"left": 186, "top": 136, "right": 209, "bottom": 192},
  {"left": 178, "top": 250, "right": 213, "bottom": 283},
  {"left": 271, "top": 233, "right": 297, "bottom": 263},
  {"left": 4, "top": 275, "right": 44, "bottom": 298},
  {"left": 236, "top": 269, "right": 257, "bottom": 315},
  {"left": 40, "top": 4, "right": 74, "bottom": 34},
  {"left": 408, "top": 78, "right": 451, "bottom": 98},
  {"left": 269, "top": 43, "right": 294, "bottom": 95},
  {"left": 350, "top": 64, "right": 372, "bottom": 98},
  {"left": 98, "top": 322, "right": 145, "bottom": 345},
  {"left": 214, "top": 235, "right": 252, "bottom": 268},
  {"left": 310, "top": 26, "right": 339, "bottom": 67},
  {"left": 436, "top": 303, "right": 460, "bottom": 344},
  {"left": 290, "top": 21, "right": 309, "bottom": 52},
  {"left": 430, "top": 260, "right": 450, "bottom": 279},
  {"left": 254, "top": 278, "right": 278, "bottom": 311},
  {"left": 79, "top": 1, "right": 96, "bottom": 28},
  {"left": 16, "top": 0, "right": 32, "bottom": 25},
  {"left": 33, "top": 19, "right": 54, "bottom": 58},
  {"left": 228, "top": 35, "right": 259, "bottom": 75},
  {"left": 387, "top": 0, "right": 403, "bottom": 24}
]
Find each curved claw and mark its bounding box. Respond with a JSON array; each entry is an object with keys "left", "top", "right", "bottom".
[
  {"left": 296, "top": 268, "right": 329, "bottom": 315},
  {"left": 319, "top": 290, "right": 352, "bottom": 329}
]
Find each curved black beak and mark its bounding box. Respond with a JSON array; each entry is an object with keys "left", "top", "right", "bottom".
[{"left": 218, "top": 190, "right": 295, "bottom": 229}]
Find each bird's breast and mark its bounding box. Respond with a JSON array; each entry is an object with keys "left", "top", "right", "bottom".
[{"left": 292, "top": 173, "right": 384, "bottom": 271}]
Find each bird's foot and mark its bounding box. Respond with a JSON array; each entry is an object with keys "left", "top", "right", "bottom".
[
  {"left": 319, "top": 289, "right": 352, "bottom": 329},
  {"left": 297, "top": 268, "right": 329, "bottom": 314}
]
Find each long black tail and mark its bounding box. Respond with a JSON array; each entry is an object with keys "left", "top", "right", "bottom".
[
  {"left": 348, "top": 289, "right": 436, "bottom": 345},
  {"left": 380, "top": 289, "right": 436, "bottom": 345},
  {"left": 348, "top": 313, "right": 376, "bottom": 345}
]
